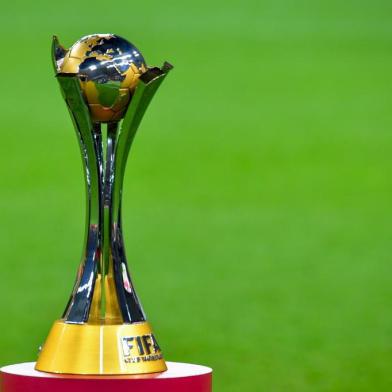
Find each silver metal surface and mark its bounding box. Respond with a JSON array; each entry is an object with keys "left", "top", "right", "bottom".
[{"left": 52, "top": 35, "right": 173, "bottom": 324}]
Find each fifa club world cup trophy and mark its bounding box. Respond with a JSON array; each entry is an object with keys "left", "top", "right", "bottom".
[
  {"left": 34, "top": 34, "right": 172, "bottom": 375},
  {"left": 0, "top": 34, "right": 212, "bottom": 391}
]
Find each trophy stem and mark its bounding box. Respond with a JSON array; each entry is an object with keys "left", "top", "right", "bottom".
[
  {"left": 56, "top": 64, "right": 172, "bottom": 325},
  {"left": 98, "top": 123, "right": 121, "bottom": 321}
]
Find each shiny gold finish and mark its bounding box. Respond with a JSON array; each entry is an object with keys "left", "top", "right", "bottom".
[
  {"left": 58, "top": 34, "right": 146, "bottom": 123},
  {"left": 35, "top": 321, "right": 167, "bottom": 375},
  {"left": 60, "top": 55, "right": 81, "bottom": 73},
  {"left": 88, "top": 104, "right": 118, "bottom": 123},
  {"left": 88, "top": 275, "right": 122, "bottom": 324}
]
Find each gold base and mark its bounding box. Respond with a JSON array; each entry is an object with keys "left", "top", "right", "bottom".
[{"left": 35, "top": 320, "right": 167, "bottom": 375}]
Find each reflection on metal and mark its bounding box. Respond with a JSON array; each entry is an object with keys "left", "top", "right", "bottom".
[
  {"left": 53, "top": 34, "right": 148, "bottom": 123},
  {"left": 35, "top": 34, "right": 173, "bottom": 375}
]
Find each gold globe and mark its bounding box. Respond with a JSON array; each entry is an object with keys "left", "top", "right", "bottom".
[{"left": 57, "top": 34, "right": 147, "bottom": 123}]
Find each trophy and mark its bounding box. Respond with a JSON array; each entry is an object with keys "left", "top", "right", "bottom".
[{"left": 35, "top": 33, "right": 173, "bottom": 375}]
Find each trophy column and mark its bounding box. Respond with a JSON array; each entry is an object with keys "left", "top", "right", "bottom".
[{"left": 35, "top": 35, "right": 173, "bottom": 375}]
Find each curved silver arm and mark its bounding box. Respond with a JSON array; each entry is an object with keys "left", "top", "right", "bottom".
[
  {"left": 110, "top": 64, "right": 173, "bottom": 323},
  {"left": 57, "top": 75, "right": 101, "bottom": 323}
]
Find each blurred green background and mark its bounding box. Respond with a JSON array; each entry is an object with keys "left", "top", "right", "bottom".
[{"left": 0, "top": 0, "right": 391, "bottom": 390}]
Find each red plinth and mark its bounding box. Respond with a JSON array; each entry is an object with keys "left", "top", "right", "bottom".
[{"left": 0, "top": 362, "right": 212, "bottom": 392}]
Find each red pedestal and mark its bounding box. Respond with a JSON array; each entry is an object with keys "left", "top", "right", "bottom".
[{"left": 0, "top": 362, "right": 212, "bottom": 392}]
